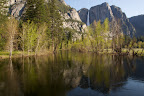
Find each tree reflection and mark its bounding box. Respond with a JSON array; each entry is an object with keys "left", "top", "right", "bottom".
[{"left": 0, "top": 52, "right": 141, "bottom": 96}]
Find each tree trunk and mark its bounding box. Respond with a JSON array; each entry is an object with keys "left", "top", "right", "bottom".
[
  {"left": 35, "top": 38, "right": 40, "bottom": 55},
  {"left": 9, "top": 37, "right": 13, "bottom": 59}
]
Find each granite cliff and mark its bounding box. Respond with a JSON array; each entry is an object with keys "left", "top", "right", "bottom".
[
  {"left": 77, "top": 8, "right": 88, "bottom": 24},
  {"left": 111, "top": 5, "right": 135, "bottom": 35},
  {"left": 78, "top": 2, "right": 135, "bottom": 36},
  {"left": 8, "top": 0, "right": 87, "bottom": 40},
  {"left": 129, "top": 15, "right": 144, "bottom": 37}
]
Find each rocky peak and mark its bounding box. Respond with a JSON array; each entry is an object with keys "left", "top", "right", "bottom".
[
  {"left": 111, "top": 5, "right": 124, "bottom": 19},
  {"left": 89, "top": 2, "right": 115, "bottom": 23},
  {"left": 78, "top": 2, "right": 135, "bottom": 36},
  {"left": 129, "top": 15, "right": 144, "bottom": 37},
  {"left": 77, "top": 8, "right": 88, "bottom": 24},
  {"left": 68, "top": 8, "right": 82, "bottom": 21},
  {"left": 110, "top": 5, "right": 135, "bottom": 35}
]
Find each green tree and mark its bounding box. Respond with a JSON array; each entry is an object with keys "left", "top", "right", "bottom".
[
  {"left": 6, "top": 17, "right": 18, "bottom": 58},
  {"left": 24, "top": 0, "right": 51, "bottom": 24},
  {"left": 102, "top": 18, "right": 110, "bottom": 50},
  {"left": 94, "top": 20, "right": 104, "bottom": 52},
  {"left": 49, "top": 0, "right": 63, "bottom": 52},
  {"left": 35, "top": 23, "right": 47, "bottom": 54},
  {"left": 34, "top": 0, "right": 47, "bottom": 23},
  {"left": 22, "top": 21, "right": 37, "bottom": 55},
  {"left": 24, "top": 0, "right": 37, "bottom": 21},
  {"left": 138, "top": 41, "right": 142, "bottom": 48},
  {"left": 133, "top": 43, "right": 137, "bottom": 48},
  {"left": 0, "top": 0, "right": 8, "bottom": 50}
]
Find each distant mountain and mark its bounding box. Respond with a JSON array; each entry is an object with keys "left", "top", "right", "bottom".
[
  {"left": 78, "top": 2, "right": 136, "bottom": 36},
  {"left": 129, "top": 15, "right": 144, "bottom": 37}
]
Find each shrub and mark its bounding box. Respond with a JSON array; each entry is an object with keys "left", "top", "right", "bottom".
[{"left": 71, "top": 42, "right": 87, "bottom": 52}]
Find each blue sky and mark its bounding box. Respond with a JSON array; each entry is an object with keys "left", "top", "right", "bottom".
[{"left": 65, "top": 0, "right": 144, "bottom": 18}]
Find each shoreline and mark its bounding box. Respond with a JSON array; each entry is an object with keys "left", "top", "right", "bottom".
[
  {"left": 0, "top": 48, "right": 144, "bottom": 60},
  {"left": 0, "top": 51, "right": 53, "bottom": 60}
]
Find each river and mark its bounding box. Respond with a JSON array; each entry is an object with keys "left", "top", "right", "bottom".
[{"left": 0, "top": 51, "right": 144, "bottom": 96}]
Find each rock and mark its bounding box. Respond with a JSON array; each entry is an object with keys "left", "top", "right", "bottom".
[
  {"left": 9, "top": 0, "right": 87, "bottom": 40},
  {"left": 89, "top": 2, "right": 115, "bottom": 23},
  {"left": 78, "top": 8, "right": 88, "bottom": 24},
  {"left": 129, "top": 15, "right": 144, "bottom": 37},
  {"left": 61, "top": 7, "right": 87, "bottom": 40},
  {"left": 111, "top": 5, "right": 135, "bottom": 36},
  {"left": 9, "top": 1, "right": 26, "bottom": 19},
  {"left": 62, "top": 7, "right": 87, "bottom": 40},
  {"left": 7, "top": 0, "right": 23, "bottom": 6},
  {"left": 68, "top": 8, "right": 82, "bottom": 21},
  {"left": 78, "top": 2, "right": 136, "bottom": 36}
]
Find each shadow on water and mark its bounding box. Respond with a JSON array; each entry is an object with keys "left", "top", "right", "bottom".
[{"left": 0, "top": 51, "right": 144, "bottom": 96}]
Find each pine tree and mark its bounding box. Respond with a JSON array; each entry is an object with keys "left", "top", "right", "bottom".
[
  {"left": 34, "top": 0, "right": 46, "bottom": 23},
  {"left": 0, "top": 0, "right": 8, "bottom": 50},
  {"left": 49, "top": 0, "right": 63, "bottom": 52},
  {"left": 24, "top": 0, "right": 50, "bottom": 24},
  {"left": 24, "top": 0, "right": 37, "bottom": 22},
  {"left": 0, "top": 0, "right": 8, "bottom": 28}
]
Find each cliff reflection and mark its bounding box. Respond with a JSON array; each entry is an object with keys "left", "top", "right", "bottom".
[{"left": 0, "top": 51, "right": 141, "bottom": 96}]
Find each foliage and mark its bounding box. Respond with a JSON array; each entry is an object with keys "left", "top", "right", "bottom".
[
  {"left": 48, "top": 0, "right": 64, "bottom": 52},
  {"left": 1, "top": 0, "right": 144, "bottom": 58},
  {"left": 55, "top": 0, "right": 72, "bottom": 13},
  {"left": 0, "top": 0, "right": 8, "bottom": 50},
  {"left": 5, "top": 17, "right": 18, "bottom": 58},
  {"left": 21, "top": 21, "right": 37, "bottom": 55}
]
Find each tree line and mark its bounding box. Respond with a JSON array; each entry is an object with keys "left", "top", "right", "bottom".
[
  {"left": 0, "top": 0, "right": 67, "bottom": 58},
  {"left": 0, "top": 0, "right": 144, "bottom": 58}
]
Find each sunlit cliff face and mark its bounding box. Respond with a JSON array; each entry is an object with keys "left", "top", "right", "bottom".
[{"left": 7, "top": 0, "right": 23, "bottom": 6}]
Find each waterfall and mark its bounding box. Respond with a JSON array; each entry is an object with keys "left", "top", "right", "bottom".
[{"left": 87, "top": 10, "right": 90, "bottom": 26}]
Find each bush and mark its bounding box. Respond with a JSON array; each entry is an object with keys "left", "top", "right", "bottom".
[{"left": 71, "top": 42, "right": 87, "bottom": 52}]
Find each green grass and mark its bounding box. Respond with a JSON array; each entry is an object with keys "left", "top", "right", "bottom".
[
  {"left": 0, "top": 48, "right": 144, "bottom": 59},
  {"left": 89, "top": 48, "right": 144, "bottom": 56},
  {"left": 0, "top": 51, "right": 52, "bottom": 59},
  {"left": 0, "top": 51, "right": 35, "bottom": 59}
]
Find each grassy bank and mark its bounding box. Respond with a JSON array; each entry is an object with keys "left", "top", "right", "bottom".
[
  {"left": 0, "top": 51, "right": 52, "bottom": 59},
  {"left": 0, "top": 48, "right": 144, "bottom": 59},
  {"left": 94, "top": 48, "right": 144, "bottom": 56}
]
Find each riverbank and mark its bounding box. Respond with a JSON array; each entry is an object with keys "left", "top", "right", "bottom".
[
  {"left": 0, "top": 48, "right": 144, "bottom": 59},
  {"left": 0, "top": 51, "right": 52, "bottom": 59},
  {"left": 97, "top": 48, "right": 144, "bottom": 55}
]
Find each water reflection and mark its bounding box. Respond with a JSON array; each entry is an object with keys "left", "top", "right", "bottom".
[{"left": 0, "top": 51, "right": 143, "bottom": 96}]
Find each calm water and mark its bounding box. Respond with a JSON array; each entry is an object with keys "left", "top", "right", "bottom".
[{"left": 0, "top": 51, "right": 144, "bottom": 96}]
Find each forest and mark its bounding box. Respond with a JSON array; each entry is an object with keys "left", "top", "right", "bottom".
[{"left": 0, "top": 0, "right": 144, "bottom": 59}]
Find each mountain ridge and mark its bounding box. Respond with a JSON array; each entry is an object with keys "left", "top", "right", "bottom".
[
  {"left": 129, "top": 15, "right": 144, "bottom": 37},
  {"left": 78, "top": 2, "right": 136, "bottom": 36}
]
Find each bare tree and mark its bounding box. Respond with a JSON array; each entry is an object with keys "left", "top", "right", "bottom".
[
  {"left": 35, "top": 23, "right": 47, "bottom": 55},
  {"left": 111, "top": 20, "right": 123, "bottom": 54},
  {"left": 6, "top": 17, "right": 18, "bottom": 58}
]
